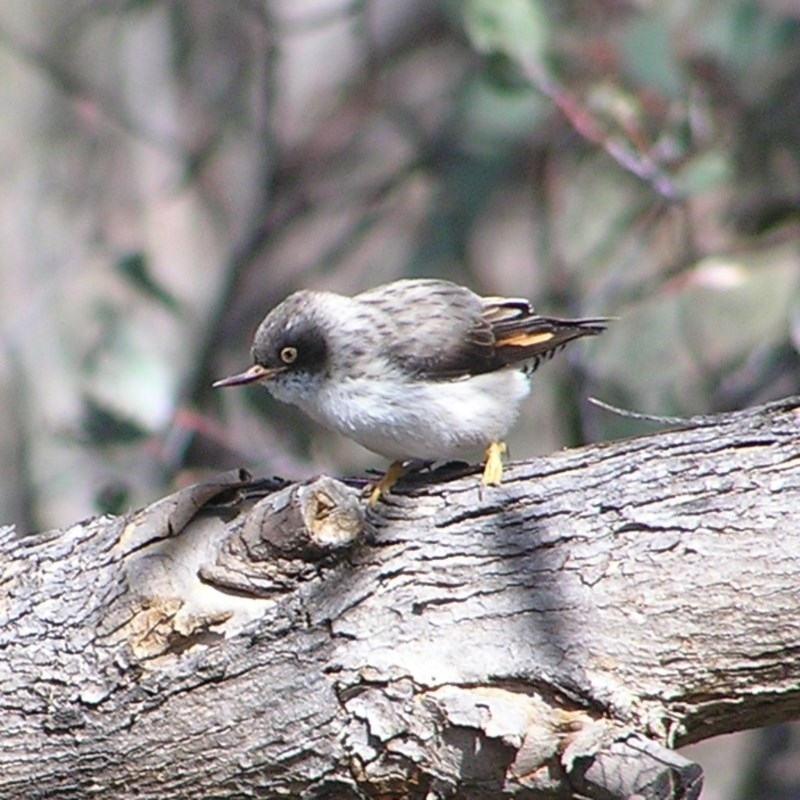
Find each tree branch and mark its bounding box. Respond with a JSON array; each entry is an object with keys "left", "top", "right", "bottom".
[{"left": 3, "top": 397, "right": 800, "bottom": 799}]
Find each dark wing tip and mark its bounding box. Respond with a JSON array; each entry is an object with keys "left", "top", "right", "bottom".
[
  {"left": 493, "top": 314, "right": 610, "bottom": 369},
  {"left": 560, "top": 316, "right": 612, "bottom": 336}
]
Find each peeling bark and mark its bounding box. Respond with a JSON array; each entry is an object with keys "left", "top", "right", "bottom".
[{"left": 2, "top": 397, "right": 800, "bottom": 799}]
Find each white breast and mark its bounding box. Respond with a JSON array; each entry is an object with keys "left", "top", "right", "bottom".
[{"left": 282, "top": 369, "right": 531, "bottom": 461}]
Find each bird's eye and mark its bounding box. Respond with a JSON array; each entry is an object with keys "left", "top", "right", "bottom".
[{"left": 280, "top": 346, "right": 298, "bottom": 364}]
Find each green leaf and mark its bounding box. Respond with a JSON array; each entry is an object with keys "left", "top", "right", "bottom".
[
  {"left": 461, "top": 0, "right": 549, "bottom": 69},
  {"left": 674, "top": 151, "right": 732, "bottom": 196},
  {"left": 621, "top": 15, "right": 684, "bottom": 99},
  {"left": 116, "top": 252, "right": 180, "bottom": 313},
  {"left": 81, "top": 396, "right": 149, "bottom": 445}
]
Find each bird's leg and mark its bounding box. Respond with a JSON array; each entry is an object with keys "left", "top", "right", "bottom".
[
  {"left": 482, "top": 441, "right": 507, "bottom": 486},
  {"left": 369, "top": 460, "right": 408, "bottom": 506}
]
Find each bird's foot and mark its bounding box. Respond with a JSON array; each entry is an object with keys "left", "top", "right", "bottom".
[
  {"left": 368, "top": 460, "right": 408, "bottom": 507},
  {"left": 482, "top": 441, "right": 507, "bottom": 486}
]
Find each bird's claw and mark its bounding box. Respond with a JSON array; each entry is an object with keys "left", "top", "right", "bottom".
[
  {"left": 368, "top": 460, "right": 407, "bottom": 507},
  {"left": 482, "top": 441, "right": 507, "bottom": 486}
]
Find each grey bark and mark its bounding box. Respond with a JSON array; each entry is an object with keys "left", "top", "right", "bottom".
[{"left": 2, "top": 397, "right": 800, "bottom": 800}]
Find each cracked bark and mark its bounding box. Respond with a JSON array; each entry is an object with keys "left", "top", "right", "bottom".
[{"left": 2, "top": 397, "right": 800, "bottom": 800}]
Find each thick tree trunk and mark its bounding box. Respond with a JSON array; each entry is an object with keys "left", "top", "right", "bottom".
[{"left": 3, "top": 397, "right": 800, "bottom": 800}]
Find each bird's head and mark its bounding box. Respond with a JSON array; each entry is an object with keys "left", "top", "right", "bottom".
[{"left": 213, "top": 292, "right": 330, "bottom": 397}]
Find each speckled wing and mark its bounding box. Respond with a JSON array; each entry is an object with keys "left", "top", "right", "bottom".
[
  {"left": 356, "top": 279, "right": 497, "bottom": 377},
  {"left": 356, "top": 279, "right": 607, "bottom": 379}
]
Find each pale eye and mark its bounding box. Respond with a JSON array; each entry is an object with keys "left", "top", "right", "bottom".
[{"left": 280, "top": 346, "right": 298, "bottom": 364}]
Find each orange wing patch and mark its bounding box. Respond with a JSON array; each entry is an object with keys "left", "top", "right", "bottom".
[{"left": 498, "top": 331, "right": 556, "bottom": 348}]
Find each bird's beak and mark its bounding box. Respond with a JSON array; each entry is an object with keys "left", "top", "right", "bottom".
[{"left": 212, "top": 364, "right": 285, "bottom": 388}]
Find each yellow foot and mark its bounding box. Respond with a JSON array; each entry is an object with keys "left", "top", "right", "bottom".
[
  {"left": 482, "top": 441, "right": 507, "bottom": 487},
  {"left": 368, "top": 461, "right": 407, "bottom": 507}
]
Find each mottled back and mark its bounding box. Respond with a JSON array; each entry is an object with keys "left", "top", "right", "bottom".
[{"left": 356, "top": 279, "right": 606, "bottom": 379}]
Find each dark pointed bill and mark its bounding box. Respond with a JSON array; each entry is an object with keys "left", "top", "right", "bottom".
[{"left": 212, "top": 364, "right": 284, "bottom": 388}]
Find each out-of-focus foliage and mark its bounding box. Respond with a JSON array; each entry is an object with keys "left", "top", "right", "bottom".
[
  {"left": 0, "top": 0, "right": 798, "bottom": 526},
  {"left": 1, "top": 0, "right": 799, "bottom": 532},
  {"left": 1, "top": 0, "right": 799, "bottom": 791}
]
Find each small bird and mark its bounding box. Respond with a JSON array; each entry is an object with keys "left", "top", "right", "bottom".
[{"left": 214, "top": 278, "right": 607, "bottom": 504}]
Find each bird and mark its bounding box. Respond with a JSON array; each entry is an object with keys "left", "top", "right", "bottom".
[{"left": 213, "top": 278, "right": 607, "bottom": 504}]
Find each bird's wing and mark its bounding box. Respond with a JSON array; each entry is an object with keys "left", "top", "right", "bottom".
[
  {"left": 483, "top": 297, "right": 608, "bottom": 374},
  {"left": 356, "top": 279, "right": 498, "bottom": 377},
  {"left": 357, "top": 279, "right": 606, "bottom": 379}
]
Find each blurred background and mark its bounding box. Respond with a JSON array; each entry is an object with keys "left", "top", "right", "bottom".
[{"left": 1, "top": 1, "right": 799, "bottom": 795}]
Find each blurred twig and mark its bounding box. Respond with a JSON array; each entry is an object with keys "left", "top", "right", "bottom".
[{"left": 524, "top": 62, "right": 682, "bottom": 202}]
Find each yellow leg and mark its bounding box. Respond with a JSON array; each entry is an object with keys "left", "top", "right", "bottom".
[
  {"left": 369, "top": 460, "right": 407, "bottom": 507},
  {"left": 482, "top": 441, "right": 507, "bottom": 486}
]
